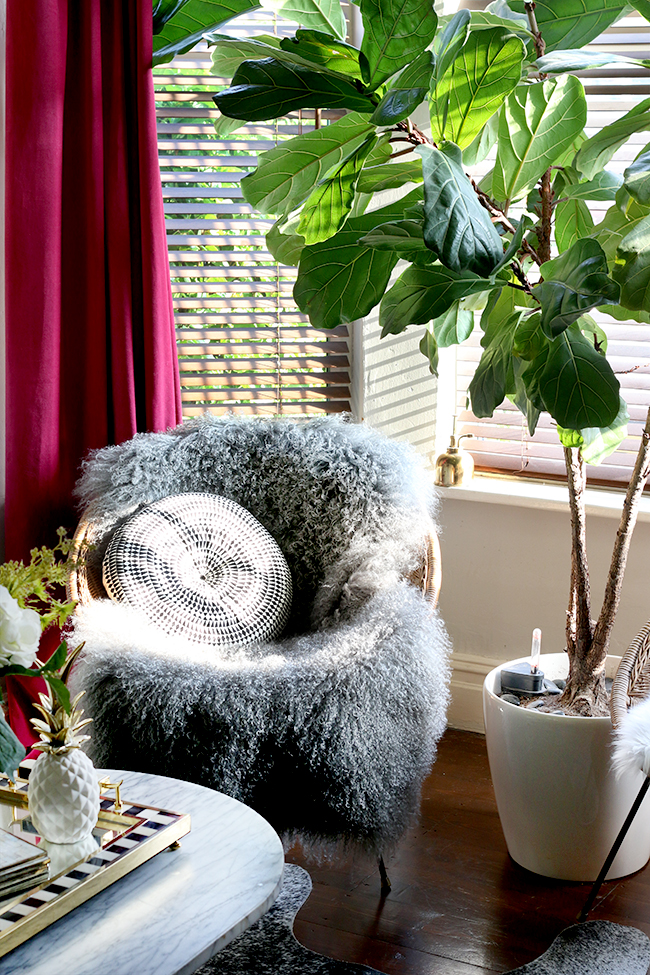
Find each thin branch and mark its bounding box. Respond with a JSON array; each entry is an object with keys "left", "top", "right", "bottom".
[
  {"left": 535, "top": 168, "right": 553, "bottom": 266},
  {"left": 390, "top": 146, "right": 417, "bottom": 160},
  {"left": 592, "top": 406, "right": 650, "bottom": 657},
  {"left": 616, "top": 362, "right": 650, "bottom": 375},
  {"left": 512, "top": 261, "right": 539, "bottom": 298},
  {"left": 395, "top": 120, "right": 431, "bottom": 146},
  {"left": 524, "top": 0, "right": 546, "bottom": 63},
  {"left": 471, "top": 178, "right": 543, "bottom": 266}
]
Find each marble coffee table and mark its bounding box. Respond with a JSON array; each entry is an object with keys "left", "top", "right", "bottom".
[{"left": 0, "top": 769, "right": 285, "bottom": 975}]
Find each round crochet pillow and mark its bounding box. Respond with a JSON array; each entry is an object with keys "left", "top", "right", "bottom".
[{"left": 102, "top": 493, "right": 292, "bottom": 648}]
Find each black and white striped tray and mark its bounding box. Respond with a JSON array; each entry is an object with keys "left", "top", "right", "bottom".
[{"left": 0, "top": 761, "right": 191, "bottom": 958}]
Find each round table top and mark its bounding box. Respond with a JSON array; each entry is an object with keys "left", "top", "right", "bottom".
[{"left": 0, "top": 769, "right": 285, "bottom": 975}]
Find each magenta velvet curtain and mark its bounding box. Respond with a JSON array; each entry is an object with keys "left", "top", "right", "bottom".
[{"left": 5, "top": 0, "right": 182, "bottom": 563}]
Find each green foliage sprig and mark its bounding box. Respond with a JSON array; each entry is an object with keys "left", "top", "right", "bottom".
[{"left": 0, "top": 527, "right": 77, "bottom": 630}]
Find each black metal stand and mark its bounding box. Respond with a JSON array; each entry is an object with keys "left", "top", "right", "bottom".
[
  {"left": 378, "top": 854, "right": 391, "bottom": 895},
  {"left": 578, "top": 776, "right": 650, "bottom": 922}
]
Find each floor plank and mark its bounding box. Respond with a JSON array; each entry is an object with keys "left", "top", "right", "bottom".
[{"left": 285, "top": 728, "right": 650, "bottom": 973}]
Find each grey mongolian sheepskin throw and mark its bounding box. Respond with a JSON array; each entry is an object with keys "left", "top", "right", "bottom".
[{"left": 69, "top": 415, "right": 451, "bottom": 853}]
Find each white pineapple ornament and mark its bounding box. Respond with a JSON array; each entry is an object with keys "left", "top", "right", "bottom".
[{"left": 28, "top": 690, "right": 100, "bottom": 844}]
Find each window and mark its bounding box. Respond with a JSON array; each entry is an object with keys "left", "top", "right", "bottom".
[
  {"left": 454, "top": 11, "right": 650, "bottom": 487},
  {"left": 153, "top": 18, "right": 352, "bottom": 417}
]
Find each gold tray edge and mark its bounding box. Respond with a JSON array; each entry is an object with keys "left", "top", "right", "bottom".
[{"left": 0, "top": 813, "right": 191, "bottom": 958}]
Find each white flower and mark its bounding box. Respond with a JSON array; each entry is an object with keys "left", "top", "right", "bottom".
[{"left": 0, "top": 586, "right": 41, "bottom": 669}]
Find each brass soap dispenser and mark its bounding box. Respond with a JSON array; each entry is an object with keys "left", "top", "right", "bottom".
[{"left": 434, "top": 427, "right": 474, "bottom": 487}]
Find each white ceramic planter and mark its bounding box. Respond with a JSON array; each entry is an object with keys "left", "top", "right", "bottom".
[{"left": 483, "top": 652, "right": 650, "bottom": 881}]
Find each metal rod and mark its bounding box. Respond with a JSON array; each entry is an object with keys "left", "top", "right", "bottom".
[
  {"left": 578, "top": 776, "right": 650, "bottom": 922},
  {"left": 378, "top": 854, "right": 391, "bottom": 895}
]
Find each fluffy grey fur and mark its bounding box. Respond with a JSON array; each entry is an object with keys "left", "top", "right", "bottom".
[
  {"left": 197, "top": 863, "right": 385, "bottom": 975},
  {"left": 505, "top": 922, "right": 650, "bottom": 975},
  {"left": 69, "top": 415, "right": 451, "bottom": 853},
  {"left": 612, "top": 697, "right": 650, "bottom": 778}
]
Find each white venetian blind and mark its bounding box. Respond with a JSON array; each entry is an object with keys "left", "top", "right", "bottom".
[
  {"left": 153, "top": 16, "right": 352, "bottom": 417},
  {"left": 455, "top": 12, "right": 650, "bottom": 486}
]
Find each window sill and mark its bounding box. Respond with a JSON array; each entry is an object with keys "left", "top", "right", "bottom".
[{"left": 435, "top": 473, "right": 650, "bottom": 523}]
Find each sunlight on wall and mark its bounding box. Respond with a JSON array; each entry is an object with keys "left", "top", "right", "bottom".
[{"left": 362, "top": 307, "right": 438, "bottom": 462}]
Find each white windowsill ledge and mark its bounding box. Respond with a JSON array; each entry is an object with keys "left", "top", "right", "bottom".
[{"left": 435, "top": 474, "right": 650, "bottom": 523}]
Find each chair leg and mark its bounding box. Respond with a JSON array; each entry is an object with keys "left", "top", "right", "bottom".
[
  {"left": 578, "top": 776, "right": 650, "bottom": 923},
  {"left": 378, "top": 854, "right": 391, "bottom": 894}
]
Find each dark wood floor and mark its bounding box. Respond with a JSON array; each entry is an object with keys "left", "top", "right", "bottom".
[{"left": 285, "top": 729, "right": 650, "bottom": 974}]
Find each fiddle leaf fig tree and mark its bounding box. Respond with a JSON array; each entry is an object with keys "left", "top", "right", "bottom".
[{"left": 153, "top": 0, "right": 650, "bottom": 717}]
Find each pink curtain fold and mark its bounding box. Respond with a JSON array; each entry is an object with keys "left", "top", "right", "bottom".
[{"left": 5, "top": 0, "right": 182, "bottom": 564}]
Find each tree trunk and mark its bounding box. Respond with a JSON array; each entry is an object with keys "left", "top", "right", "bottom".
[
  {"left": 560, "top": 447, "right": 608, "bottom": 715},
  {"left": 556, "top": 408, "right": 650, "bottom": 716}
]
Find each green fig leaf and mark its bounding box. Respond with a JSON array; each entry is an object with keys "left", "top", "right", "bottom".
[
  {"left": 359, "top": 0, "right": 438, "bottom": 91},
  {"left": 279, "top": 30, "right": 361, "bottom": 76},
  {"left": 294, "top": 189, "right": 423, "bottom": 330},
  {"left": 575, "top": 396, "right": 630, "bottom": 466},
  {"left": 492, "top": 75, "right": 587, "bottom": 208},
  {"left": 357, "top": 160, "right": 423, "bottom": 194},
  {"left": 370, "top": 51, "right": 434, "bottom": 126},
  {"left": 267, "top": 218, "right": 306, "bottom": 265},
  {"left": 574, "top": 97, "right": 650, "bottom": 181},
  {"left": 379, "top": 264, "right": 495, "bottom": 336},
  {"left": 468, "top": 311, "right": 524, "bottom": 417},
  {"left": 534, "top": 239, "right": 620, "bottom": 338},
  {"left": 431, "top": 27, "right": 525, "bottom": 150},
  {"left": 419, "top": 143, "right": 504, "bottom": 277},
  {"left": 240, "top": 113, "right": 376, "bottom": 216},
  {"left": 509, "top": 0, "right": 632, "bottom": 53},
  {"left": 623, "top": 151, "right": 650, "bottom": 206},
  {"left": 559, "top": 169, "right": 622, "bottom": 202},
  {"left": 434, "top": 301, "right": 475, "bottom": 347},
  {"left": 554, "top": 199, "right": 595, "bottom": 253},
  {"left": 359, "top": 219, "right": 433, "bottom": 262},
  {"left": 213, "top": 58, "right": 375, "bottom": 121},
  {"left": 461, "top": 112, "right": 500, "bottom": 167},
  {"left": 297, "top": 134, "right": 377, "bottom": 244},
  {"left": 613, "top": 214, "right": 650, "bottom": 311},
  {"left": 153, "top": 0, "right": 261, "bottom": 65},
  {"left": 260, "top": 0, "right": 346, "bottom": 39},
  {"left": 536, "top": 49, "right": 646, "bottom": 73},
  {"left": 538, "top": 323, "right": 620, "bottom": 429},
  {"left": 419, "top": 328, "right": 439, "bottom": 375}
]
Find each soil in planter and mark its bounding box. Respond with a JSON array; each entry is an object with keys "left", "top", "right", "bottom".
[{"left": 499, "top": 677, "right": 614, "bottom": 714}]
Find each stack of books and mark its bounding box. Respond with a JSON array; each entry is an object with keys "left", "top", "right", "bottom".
[{"left": 0, "top": 828, "right": 49, "bottom": 899}]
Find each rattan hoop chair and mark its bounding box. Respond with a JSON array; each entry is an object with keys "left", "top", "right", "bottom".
[
  {"left": 68, "top": 510, "right": 442, "bottom": 611},
  {"left": 580, "top": 621, "right": 650, "bottom": 920},
  {"left": 68, "top": 492, "right": 441, "bottom": 897},
  {"left": 65, "top": 415, "right": 450, "bottom": 893}
]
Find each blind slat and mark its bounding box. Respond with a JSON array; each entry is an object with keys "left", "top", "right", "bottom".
[{"left": 155, "top": 42, "right": 351, "bottom": 417}]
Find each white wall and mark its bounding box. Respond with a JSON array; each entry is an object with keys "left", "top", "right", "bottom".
[{"left": 438, "top": 488, "right": 650, "bottom": 732}]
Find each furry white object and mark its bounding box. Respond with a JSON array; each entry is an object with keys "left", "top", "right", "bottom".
[{"left": 612, "top": 697, "right": 650, "bottom": 778}]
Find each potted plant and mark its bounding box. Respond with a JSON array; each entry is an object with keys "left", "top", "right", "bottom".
[{"left": 153, "top": 0, "right": 650, "bottom": 877}]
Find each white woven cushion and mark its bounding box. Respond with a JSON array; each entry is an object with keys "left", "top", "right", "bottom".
[{"left": 102, "top": 493, "right": 292, "bottom": 648}]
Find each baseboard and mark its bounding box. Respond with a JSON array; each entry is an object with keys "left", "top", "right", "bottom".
[{"left": 447, "top": 652, "right": 504, "bottom": 733}]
